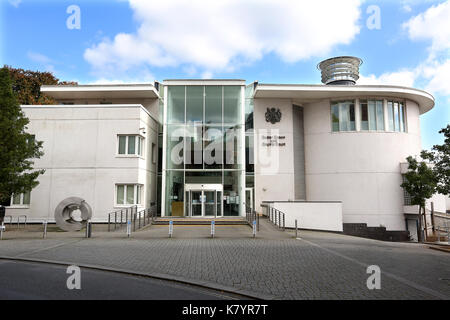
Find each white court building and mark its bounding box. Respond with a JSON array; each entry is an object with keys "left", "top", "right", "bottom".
[{"left": 3, "top": 57, "right": 448, "bottom": 241}]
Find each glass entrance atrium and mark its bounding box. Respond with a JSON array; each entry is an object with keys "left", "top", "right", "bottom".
[{"left": 162, "top": 82, "right": 245, "bottom": 217}]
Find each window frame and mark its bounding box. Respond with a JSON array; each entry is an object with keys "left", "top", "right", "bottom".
[
  {"left": 387, "top": 100, "right": 407, "bottom": 133},
  {"left": 330, "top": 100, "right": 356, "bottom": 132},
  {"left": 116, "top": 135, "right": 145, "bottom": 157},
  {"left": 359, "top": 99, "right": 384, "bottom": 131},
  {"left": 114, "top": 184, "right": 143, "bottom": 207},
  {"left": 9, "top": 191, "right": 31, "bottom": 208}
]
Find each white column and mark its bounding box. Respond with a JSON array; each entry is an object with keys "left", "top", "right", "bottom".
[
  {"left": 355, "top": 98, "right": 361, "bottom": 131},
  {"left": 161, "top": 85, "right": 168, "bottom": 217},
  {"left": 239, "top": 85, "right": 246, "bottom": 217},
  {"left": 383, "top": 99, "right": 389, "bottom": 131}
]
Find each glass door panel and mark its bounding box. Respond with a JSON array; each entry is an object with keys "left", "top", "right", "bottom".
[
  {"left": 185, "top": 191, "right": 190, "bottom": 217},
  {"left": 204, "top": 191, "right": 215, "bottom": 216},
  {"left": 216, "top": 191, "right": 222, "bottom": 217},
  {"left": 191, "top": 191, "right": 202, "bottom": 216}
]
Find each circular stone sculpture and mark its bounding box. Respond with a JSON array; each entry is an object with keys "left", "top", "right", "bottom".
[{"left": 54, "top": 197, "right": 92, "bottom": 231}]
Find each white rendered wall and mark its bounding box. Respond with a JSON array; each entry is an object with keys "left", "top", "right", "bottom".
[
  {"left": 269, "top": 201, "right": 343, "bottom": 232},
  {"left": 253, "top": 99, "right": 296, "bottom": 210},
  {"left": 5, "top": 104, "right": 159, "bottom": 223},
  {"left": 303, "top": 99, "right": 422, "bottom": 230}
]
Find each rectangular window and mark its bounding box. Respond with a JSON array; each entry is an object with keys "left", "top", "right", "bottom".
[
  {"left": 115, "top": 184, "right": 142, "bottom": 206},
  {"left": 10, "top": 191, "right": 31, "bottom": 206},
  {"left": 118, "top": 136, "right": 126, "bottom": 154},
  {"left": 331, "top": 101, "right": 355, "bottom": 132},
  {"left": 331, "top": 104, "right": 339, "bottom": 132},
  {"left": 394, "top": 102, "right": 400, "bottom": 132},
  {"left": 387, "top": 101, "right": 406, "bottom": 132},
  {"left": 388, "top": 101, "right": 394, "bottom": 131},
  {"left": 117, "top": 135, "right": 144, "bottom": 156},
  {"left": 376, "top": 101, "right": 385, "bottom": 130},
  {"left": 360, "top": 100, "right": 384, "bottom": 131},
  {"left": 368, "top": 100, "right": 377, "bottom": 130},
  {"left": 360, "top": 100, "right": 369, "bottom": 130}
]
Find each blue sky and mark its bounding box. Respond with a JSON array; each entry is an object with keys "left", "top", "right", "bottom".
[{"left": 1, "top": 0, "right": 449, "bottom": 149}]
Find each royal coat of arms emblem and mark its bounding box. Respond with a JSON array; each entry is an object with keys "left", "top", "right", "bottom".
[{"left": 265, "top": 108, "right": 282, "bottom": 124}]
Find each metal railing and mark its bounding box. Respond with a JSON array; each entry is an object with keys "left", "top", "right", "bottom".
[
  {"left": 108, "top": 205, "right": 157, "bottom": 232},
  {"left": 4, "top": 215, "right": 13, "bottom": 225},
  {"left": 435, "top": 219, "right": 450, "bottom": 244},
  {"left": 268, "top": 206, "right": 285, "bottom": 231},
  {"left": 17, "top": 215, "right": 27, "bottom": 228},
  {"left": 1, "top": 215, "right": 27, "bottom": 228},
  {"left": 245, "top": 206, "right": 259, "bottom": 232}
]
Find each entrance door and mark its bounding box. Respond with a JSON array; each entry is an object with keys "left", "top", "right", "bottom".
[
  {"left": 185, "top": 184, "right": 223, "bottom": 217},
  {"left": 191, "top": 191, "right": 202, "bottom": 216},
  {"left": 204, "top": 191, "right": 215, "bottom": 216}
]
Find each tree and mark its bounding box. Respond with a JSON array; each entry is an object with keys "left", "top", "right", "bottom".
[
  {"left": 0, "top": 67, "right": 45, "bottom": 204},
  {"left": 401, "top": 155, "right": 438, "bottom": 242},
  {"left": 3, "top": 65, "right": 77, "bottom": 105},
  {"left": 422, "top": 125, "right": 450, "bottom": 197}
]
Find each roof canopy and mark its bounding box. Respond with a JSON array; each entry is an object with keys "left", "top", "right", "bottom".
[
  {"left": 254, "top": 84, "right": 435, "bottom": 114},
  {"left": 41, "top": 84, "right": 160, "bottom": 100}
]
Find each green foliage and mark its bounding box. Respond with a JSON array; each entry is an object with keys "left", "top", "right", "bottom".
[
  {"left": 0, "top": 67, "right": 45, "bottom": 203},
  {"left": 400, "top": 156, "right": 437, "bottom": 207},
  {"left": 422, "top": 125, "right": 450, "bottom": 196},
  {"left": 3, "top": 65, "right": 77, "bottom": 105}
]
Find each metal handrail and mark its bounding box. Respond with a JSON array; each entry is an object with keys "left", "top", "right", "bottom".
[
  {"left": 106, "top": 205, "right": 156, "bottom": 233},
  {"left": 108, "top": 206, "right": 136, "bottom": 232},
  {"left": 268, "top": 206, "right": 285, "bottom": 231}
]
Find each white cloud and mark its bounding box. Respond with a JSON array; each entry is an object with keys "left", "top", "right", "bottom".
[
  {"left": 400, "top": 1, "right": 450, "bottom": 96},
  {"left": 27, "top": 51, "right": 56, "bottom": 73},
  {"left": 84, "top": 67, "right": 155, "bottom": 85},
  {"left": 359, "top": 70, "right": 417, "bottom": 87},
  {"left": 27, "top": 51, "right": 52, "bottom": 64},
  {"left": 362, "top": 1, "right": 450, "bottom": 96},
  {"left": 84, "top": 0, "right": 362, "bottom": 77},
  {"left": 9, "top": 0, "right": 22, "bottom": 8},
  {"left": 422, "top": 59, "right": 450, "bottom": 96},
  {"left": 403, "top": 1, "right": 450, "bottom": 54}
]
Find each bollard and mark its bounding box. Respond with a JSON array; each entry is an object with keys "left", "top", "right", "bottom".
[
  {"left": 85, "top": 219, "right": 92, "bottom": 238},
  {"left": 169, "top": 220, "right": 173, "bottom": 238},
  {"left": 252, "top": 220, "right": 256, "bottom": 238},
  {"left": 126, "top": 219, "right": 131, "bottom": 238},
  {"left": 295, "top": 219, "right": 298, "bottom": 238},
  {"left": 211, "top": 220, "right": 215, "bottom": 238},
  {"left": 43, "top": 220, "right": 48, "bottom": 239},
  {"left": 0, "top": 222, "right": 5, "bottom": 240}
]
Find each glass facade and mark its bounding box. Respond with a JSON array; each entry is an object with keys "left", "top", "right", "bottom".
[{"left": 163, "top": 83, "right": 245, "bottom": 217}]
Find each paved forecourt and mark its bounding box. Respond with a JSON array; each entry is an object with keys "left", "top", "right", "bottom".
[{"left": 0, "top": 219, "right": 448, "bottom": 300}]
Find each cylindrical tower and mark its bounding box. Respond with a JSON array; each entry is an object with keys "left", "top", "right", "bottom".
[{"left": 318, "top": 56, "right": 363, "bottom": 85}]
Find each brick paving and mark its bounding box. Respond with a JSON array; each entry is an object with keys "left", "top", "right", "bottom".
[{"left": 0, "top": 218, "right": 448, "bottom": 300}]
